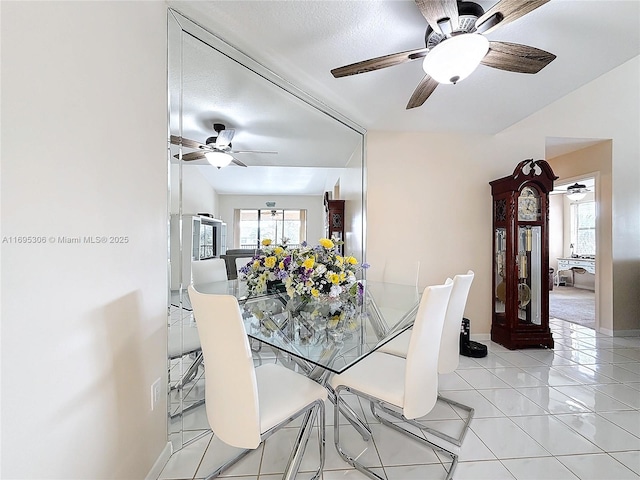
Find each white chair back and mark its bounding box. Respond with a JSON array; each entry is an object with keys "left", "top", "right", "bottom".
[
  {"left": 187, "top": 285, "right": 261, "bottom": 449},
  {"left": 439, "top": 270, "right": 474, "bottom": 374},
  {"left": 191, "top": 258, "right": 228, "bottom": 285},
  {"left": 235, "top": 257, "right": 254, "bottom": 280},
  {"left": 403, "top": 279, "right": 453, "bottom": 419},
  {"left": 383, "top": 260, "right": 420, "bottom": 286}
]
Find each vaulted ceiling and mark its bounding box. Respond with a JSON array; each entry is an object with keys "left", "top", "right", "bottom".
[{"left": 168, "top": 1, "right": 639, "bottom": 193}]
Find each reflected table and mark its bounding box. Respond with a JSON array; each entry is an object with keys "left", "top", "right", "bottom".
[{"left": 194, "top": 279, "right": 422, "bottom": 479}]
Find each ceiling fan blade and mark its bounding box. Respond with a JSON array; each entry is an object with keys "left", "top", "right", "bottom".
[
  {"left": 414, "top": 0, "right": 459, "bottom": 35},
  {"left": 173, "top": 151, "right": 207, "bottom": 162},
  {"left": 170, "top": 135, "right": 206, "bottom": 150},
  {"left": 230, "top": 150, "right": 278, "bottom": 154},
  {"left": 406, "top": 74, "right": 439, "bottom": 109},
  {"left": 475, "top": 0, "right": 549, "bottom": 35},
  {"left": 480, "top": 41, "right": 556, "bottom": 74},
  {"left": 231, "top": 157, "right": 248, "bottom": 168},
  {"left": 331, "top": 47, "right": 428, "bottom": 78},
  {"left": 215, "top": 128, "right": 235, "bottom": 148}
]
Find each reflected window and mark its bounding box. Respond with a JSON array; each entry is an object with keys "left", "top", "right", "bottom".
[
  {"left": 237, "top": 209, "right": 306, "bottom": 248},
  {"left": 570, "top": 201, "right": 596, "bottom": 256}
]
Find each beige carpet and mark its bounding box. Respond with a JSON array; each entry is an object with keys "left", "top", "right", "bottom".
[{"left": 549, "top": 286, "right": 595, "bottom": 329}]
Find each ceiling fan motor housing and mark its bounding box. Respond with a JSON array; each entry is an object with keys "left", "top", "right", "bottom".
[{"left": 424, "top": 1, "right": 485, "bottom": 48}]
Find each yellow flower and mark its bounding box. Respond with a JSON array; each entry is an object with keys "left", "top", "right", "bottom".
[
  {"left": 328, "top": 272, "right": 340, "bottom": 284},
  {"left": 264, "top": 256, "right": 277, "bottom": 268},
  {"left": 319, "top": 238, "right": 334, "bottom": 249},
  {"left": 327, "top": 315, "right": 340, "bottom": 328},
  {"left": 347, "top": 256, "right": 358, "bottom": 265},
  {"left": 252, "top": 260, "right": 261, "bottom": 270},
  {"left": 335, "top": 256, "right": 344, "bottom": 266},
  {"left": 278, "top": 261, "right": 285, "bottom": 270},
  {"left": 274, "top": 246, "right": 284, "bottom": 255},
  {"left": 261, "top": 238, "right": 272, "bottom": 246},
  {"left": 311, "top": 288, "right": 319, "bottom": 297},
  {"left": 303, "top": 257, "right": 315, "bottom": 269}
]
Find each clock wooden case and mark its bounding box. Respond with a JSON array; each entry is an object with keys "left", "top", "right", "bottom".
[
  {"left": 490, "top": 159, "right": 557, "bottom": 350},
  {"left": 324, "top": 193, "right": 345, "bottom": 255}
]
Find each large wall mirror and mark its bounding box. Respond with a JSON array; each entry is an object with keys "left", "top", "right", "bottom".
[{"left": 167, "top": 9, "right": 366, "bottom": 449}]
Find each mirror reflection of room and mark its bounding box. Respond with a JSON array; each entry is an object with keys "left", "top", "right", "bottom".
[{"left": 167, "top": 10, "right": 365, "bottom": 449}]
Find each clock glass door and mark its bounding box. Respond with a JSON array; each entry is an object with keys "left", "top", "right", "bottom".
[
  {"left": 495, "top": 227, "right": 507, "bottom": 321},
  {"left": 517, "top": 225, "right": 542, "bottom": 326}
]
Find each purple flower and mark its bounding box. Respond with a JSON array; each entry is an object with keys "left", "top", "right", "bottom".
[
  {"left": 362, "top": 263, "right": 370, "bottom": 269},
  {"left": 301, "top": 241, "right": 308, "bottom": 247}
]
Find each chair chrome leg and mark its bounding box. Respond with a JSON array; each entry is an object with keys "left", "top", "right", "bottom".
[
  {"left": 333, "top": 387, "right": 384, "bottom": 480},
  {"left": 204, "top": 400, "right": 325, "bottom": 480},
  {"left": 426, "top": 394, "right": 474, "bottom": 446},
  {"left": 334, "top": 387, "right": 459, "bottom": 480},
  {"left": 372, "top": 393, "right": 474, "bottom": 447},
  {"left": 369, "top": 400, "right": 458, "bottom": 480},
  {"left": 282, "top": 400, "right": 325, "bottom": 480},
  {"left": 203, "top": 448, "right": 252, "bottom": 480},
  {"left": 180, "top": 352, "right": 203, "bottom": 388},
  {"left": 327, "top": 385, "right": 372, "bottom": 441}
]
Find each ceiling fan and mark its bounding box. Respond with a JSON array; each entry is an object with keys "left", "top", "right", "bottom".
[
  {"left": 170, "top": 123, "right": 277, "bottom": 168},
  {"left": 331, "top": 0, "right": 556, "bottom": 109}
]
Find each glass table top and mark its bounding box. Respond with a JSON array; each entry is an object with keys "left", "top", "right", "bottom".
[{"left": 193, "top": 280, "right": 422, "bottom": 374}]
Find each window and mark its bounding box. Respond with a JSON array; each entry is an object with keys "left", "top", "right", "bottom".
[
  {"left": 198, "top": 221, "right": 215, "bottom": 260},
  {"left": 570, "top": 201, "right": 596, "bottom": 256},
  {"left": 237, "top": 209, "right": 306, "bottom": 248}
]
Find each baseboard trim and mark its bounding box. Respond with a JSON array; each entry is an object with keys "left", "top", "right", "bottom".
[
  {"left": 599, "top": 327, "right": 640, "bottom": 337},
  {"left": 470, "top": 333, "right": 491, "bottom": 342},
  {"left": 146, "top": 442, "right": 172, "bottom": 480}
]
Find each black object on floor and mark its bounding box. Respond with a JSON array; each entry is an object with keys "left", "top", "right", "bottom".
[
  {"left": 461, "top": 340, "right": 488, "bottom": 358},
  {"left": 460, "top": 317, "right": 488, "bottom": 358}
]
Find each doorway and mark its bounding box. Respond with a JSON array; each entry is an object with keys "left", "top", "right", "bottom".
[{"left": 549, "top": 177, "right": 597, "bottom": 329}]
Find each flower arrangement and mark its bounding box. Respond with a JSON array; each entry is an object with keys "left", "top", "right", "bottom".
[
  {"left": 239, "top": 238, "right": 369, "bottom": 339},
  {"left": 238, "top": 238, "right": 292, "bottom": 295},
  {"left": 239, "top": 237, "right": 367, "bottom": 303}
]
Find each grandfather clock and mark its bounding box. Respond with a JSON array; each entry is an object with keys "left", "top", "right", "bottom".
[
  {"left": 324, "top": 192, "right": 345, "bottom": 254},
  {"left": 490, "top": 159, "right": 556, "bottom": 349}
]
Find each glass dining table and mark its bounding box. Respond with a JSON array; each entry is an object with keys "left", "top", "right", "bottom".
[{"left": 193, "top": 279, "right": 423, "bottom": 480}]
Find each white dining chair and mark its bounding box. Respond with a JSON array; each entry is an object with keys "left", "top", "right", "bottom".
[
  {"left": 329, "top": 280, "right": 457, "bottom": 480},
  {"left": 174, "top": 258, "right": 228, "bottom": 398},
  {"left": 191, "top": 258, "right": 228, "bottom": 285},
  {"left": 188, "top": 285, "right": 327, "bottom": 479},
  {"left": 377, "top": 270, "right": 475, "bottom": 446},
  {"left": 382, "top": 259, "right": 420, "bottom": 286}
]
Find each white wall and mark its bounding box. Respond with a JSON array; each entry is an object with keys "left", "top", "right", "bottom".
[
  {"left": 1, "top": 2, "right": 168, "bottom": 478},
  {"left": 218, "top": 194, "right": 324, "bottom": 248},
  {"left": 367, "top": 131, "right": 498, "bottom": 331},
  {"left": 170, "top": 164, "right": 219, "bottom": 216},
  {"left": 502, "top": 57, "right": 639, "bottom": 334},
  {"left": 367, "top": 56, "right": 639, "bottom": 335}
]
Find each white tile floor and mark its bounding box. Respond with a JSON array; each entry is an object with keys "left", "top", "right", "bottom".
[{"left": 159, "top": 318, "right": 640, "bottom": 480}]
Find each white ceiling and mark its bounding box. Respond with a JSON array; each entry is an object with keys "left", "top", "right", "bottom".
[{"left": 168, "top": 0, "right": 639, "bottom": 193}]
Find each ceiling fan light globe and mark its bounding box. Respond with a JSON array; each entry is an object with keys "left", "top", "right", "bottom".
[
  {"left": 422, "top": 33, "right": 489, "bottom": 84},
  {"left": 566, "top": 191, "right": 587, "bottom": 201},
  {"left": 204, "top": 151, "right": 233, "bottom": 168},
  {"left": 566, "top": 182, "right": 589, "bottom": 201}
]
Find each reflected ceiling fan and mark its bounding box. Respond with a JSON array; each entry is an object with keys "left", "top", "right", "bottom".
[
  {"left": 170, "top": 123, "right": 277, "bottom": 168},
  {"left": 331, "top": 0, "right": 556, "bottom": 109}
]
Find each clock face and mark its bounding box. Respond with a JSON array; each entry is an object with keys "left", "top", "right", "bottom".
[{"left": 518, "top": 187, "right": 539, "bottom": 221}]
